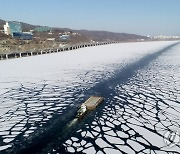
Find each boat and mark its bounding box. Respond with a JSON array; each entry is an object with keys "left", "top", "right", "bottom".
[{"left": 76, "top": 96, "right": 104, "bottom": 119}]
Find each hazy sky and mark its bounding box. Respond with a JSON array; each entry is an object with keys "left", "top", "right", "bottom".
[{"left": 0, "top": 0, "right": 180, "bottom": 36}]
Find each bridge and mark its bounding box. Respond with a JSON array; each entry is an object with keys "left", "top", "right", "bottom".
[{"left": 0, "top": 41, "right": 119, "bottom": 60}]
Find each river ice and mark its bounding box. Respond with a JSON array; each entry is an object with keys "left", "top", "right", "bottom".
[{"left": 0, "top": 41, "right": 179, "bottom": 153}]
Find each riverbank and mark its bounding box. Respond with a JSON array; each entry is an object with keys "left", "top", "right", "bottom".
[{"left": 1, "top": 40, "right": 179, "bottom": 61}]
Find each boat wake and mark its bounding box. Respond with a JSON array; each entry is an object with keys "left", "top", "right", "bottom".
[{"left": 66, "top": 118, "right": 78, "bottom": 128}]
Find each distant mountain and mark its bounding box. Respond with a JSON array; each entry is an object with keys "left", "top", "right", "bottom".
[
  {"left": 0, "top": 19, "right": 148, "bottom": 41},
  {"left": 75, "top": 30, "right": 147, "bottom": 42}
]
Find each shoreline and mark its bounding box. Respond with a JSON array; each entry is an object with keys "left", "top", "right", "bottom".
[{"left": 0, "top": 40, "right": 179, "bottom": 61}]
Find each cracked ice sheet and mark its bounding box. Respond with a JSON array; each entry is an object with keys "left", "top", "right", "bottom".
[
  {"left": 0, "top": 41, "right": 177, "bottom": 92},
  {"left": 61, "top": 43, "right": 180, "bottom": 153},
  {"left": 0, "top": 41, "right": 178, "bottom": 151}
]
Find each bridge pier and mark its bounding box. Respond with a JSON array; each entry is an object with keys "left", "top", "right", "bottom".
[
  {"left": 0, "top": 42, "right": 120, "bottom": 60},
  {"left": 38, "top": 51, "right": 41, "bottom": 54}
]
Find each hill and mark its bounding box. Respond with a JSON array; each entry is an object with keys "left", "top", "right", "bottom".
[
  {"left": 0, "top": 19, "right": 147, "bottom": 42},
  {"left": 75, "top": 30, "right": 147, "bottom": 42},
  {"left": 0, "top": 19, "right": 5, "bottom": 30}
]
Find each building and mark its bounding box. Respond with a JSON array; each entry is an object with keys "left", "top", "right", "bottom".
[
  {"left": 4, "top": 21, "right": 22, "bottom": 36},
  {"left": 13, "top": 32, "right": 33, "bottom": 40},
  {"left": 0, "top": 30, "right": 5, "bottom": 33},
  {"left": 34, "top": 26, "right": 52, "bottom": 32},
  {"left": 59, "top": 35, "right": 70, "bottom": 41},
  {"left": 47, "top": 38, "right": 55, "bottom": 41},
  {"left": 3, "top": 23, "right": 10, "bottom": 35},
  {"left": 151, "top": 35, "right": 180, "bottom": 40}
]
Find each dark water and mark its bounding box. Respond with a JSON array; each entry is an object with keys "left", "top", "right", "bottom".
[{"left": 1, "top": 43, "right": 180, "bottom": 154}]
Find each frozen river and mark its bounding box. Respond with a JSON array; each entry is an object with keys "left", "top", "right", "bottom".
[{"left": 0, "top": 41, "right": 180, "bottom": 153}]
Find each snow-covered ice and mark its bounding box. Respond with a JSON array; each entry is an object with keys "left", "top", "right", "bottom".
[{"left": 0, "top": 41, "right": 180, "bottom": 153}]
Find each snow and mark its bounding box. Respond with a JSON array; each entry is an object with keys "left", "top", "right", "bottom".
[
  {"left": 0, "top": 41, "right": 179, "bottom": 152},
  {"left": 0, "top": 41, "right": 177, "bottom": 96},
  {"left": 61, "top": 41, "right": 180, "bottom": 153}
]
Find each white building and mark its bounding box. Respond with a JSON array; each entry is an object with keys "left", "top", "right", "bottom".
[
  {"left": 3, "top": 21, "right": 22, "bottom": 36},
  {"left": 151, "top": 35, "right": 180, "bottom": 39},
  {"left": 4, "top": 22, "right": 10, "bottom": 35}
]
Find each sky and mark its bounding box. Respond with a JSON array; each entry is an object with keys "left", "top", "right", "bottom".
[{"left": 0, "top": 0, "right": 180, "bottom": 36}]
